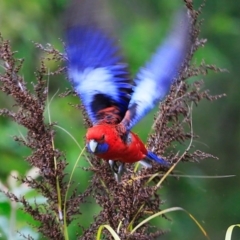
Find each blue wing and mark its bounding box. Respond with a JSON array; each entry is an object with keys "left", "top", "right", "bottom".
[
  {"left": 65, "top": 26, "right": 132, "bottom": 125},
  {"left": 120, "top": 11, "right": 192, "bottom": 130}
]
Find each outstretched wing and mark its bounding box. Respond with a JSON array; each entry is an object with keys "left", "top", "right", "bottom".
[
  {"left": 66, "top": 26, "right": 132, "bottom": 125},
  {"left": 120, "top": 11, "right": 192, "bottom": 130}
]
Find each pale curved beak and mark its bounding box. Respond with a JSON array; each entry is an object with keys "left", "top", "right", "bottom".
[{"left": 88, "top": 139, "right": 98, "bottom": 153}]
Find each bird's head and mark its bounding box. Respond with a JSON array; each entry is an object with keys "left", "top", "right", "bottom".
[{"left": 86, "top": 126, "right": 109, "bottom": 154}]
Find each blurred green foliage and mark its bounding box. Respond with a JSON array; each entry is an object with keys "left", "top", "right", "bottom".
[{"left": 0, "top": 0, "right": 240, "bottom": 239}]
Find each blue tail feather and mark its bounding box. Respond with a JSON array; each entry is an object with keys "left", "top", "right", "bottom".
[{"left": 146, "top": 151, "right": 169, "bottom": 167}]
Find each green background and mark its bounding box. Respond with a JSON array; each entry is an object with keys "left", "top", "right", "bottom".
[{"left": 0, "top": 0, "right": 239, "bottom": 239}]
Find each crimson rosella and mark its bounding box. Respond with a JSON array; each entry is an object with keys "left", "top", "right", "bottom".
[{"left": 65, "top": 9, "right": 192, "bottom": 181}]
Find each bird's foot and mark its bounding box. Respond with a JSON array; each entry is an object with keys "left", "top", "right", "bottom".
[
  {"left": 109, "top": 160, "right": 119, "bottom": 173},
  {"left": 109, "top": 160, "right": 125, "bottom": 182}
]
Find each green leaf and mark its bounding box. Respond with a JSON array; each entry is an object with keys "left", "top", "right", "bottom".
[
  {"left": 130, "top": 207, "right": 209, "bottom": 239},
  {"left": 225, "top": 224, "right": 240, "bottom": 240},
  {"left": 96, "top": 224, "right": 121, "bottom": 240}
]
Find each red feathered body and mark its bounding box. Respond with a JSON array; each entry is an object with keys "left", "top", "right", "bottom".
[{"left": 86, "top": 124, "right": 148, "bottom": 163}]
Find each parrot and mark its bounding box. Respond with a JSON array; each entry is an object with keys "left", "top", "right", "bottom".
[{"left": 65, "top": 9, "right": 192, "bottom": 181}]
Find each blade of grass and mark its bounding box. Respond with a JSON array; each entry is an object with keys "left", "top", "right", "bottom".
[
  {"left": 63, "top": 146, "right": 86, "bottom": 240},
  {"left": 124, "top": 173, "right": 234, "bottom": 185},
  {"left": 96, "top": 224, "right": 121, "bottom": 240},
  {"left": 116, "top": 220, "right": 123, "bottom": 234},
  {"left": 46, "top": 83, "right": 66, "bottom": 237},
  {"left": 130, "top": 206, "right": 209, "bottom": 239},
  {"left": 225, "top": 224, "right": 240, "bottom": 240},
  {"left": 127, "top": 204, "right": 144, "bottom": 231}
]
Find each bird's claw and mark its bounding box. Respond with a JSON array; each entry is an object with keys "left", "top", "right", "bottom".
[
  {"left": 109, "top": 160, "right": 119, "bottom": 173},
  {"left": 109, "top": 160, "right": 125, "bottom": 182}
]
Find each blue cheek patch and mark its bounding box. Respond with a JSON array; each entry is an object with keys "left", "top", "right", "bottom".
[{"left": 96, "top": 142, "right": 109, "bottom": 154}]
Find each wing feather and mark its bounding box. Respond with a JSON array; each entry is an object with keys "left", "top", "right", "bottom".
[
  {"left": 121, "top": 10, "right": 193, "bottom": 130},
  {"left": 66, "top": 26, "right": 132, "bottom": 124}
]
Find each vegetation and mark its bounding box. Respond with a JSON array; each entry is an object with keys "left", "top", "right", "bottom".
[{"left": 0, "top": 0, "right": 239, "bottom": 239}]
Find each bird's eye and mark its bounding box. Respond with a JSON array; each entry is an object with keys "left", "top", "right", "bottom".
[{"left": 101, "top": 135, "right": 105, "bottom": 140}]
